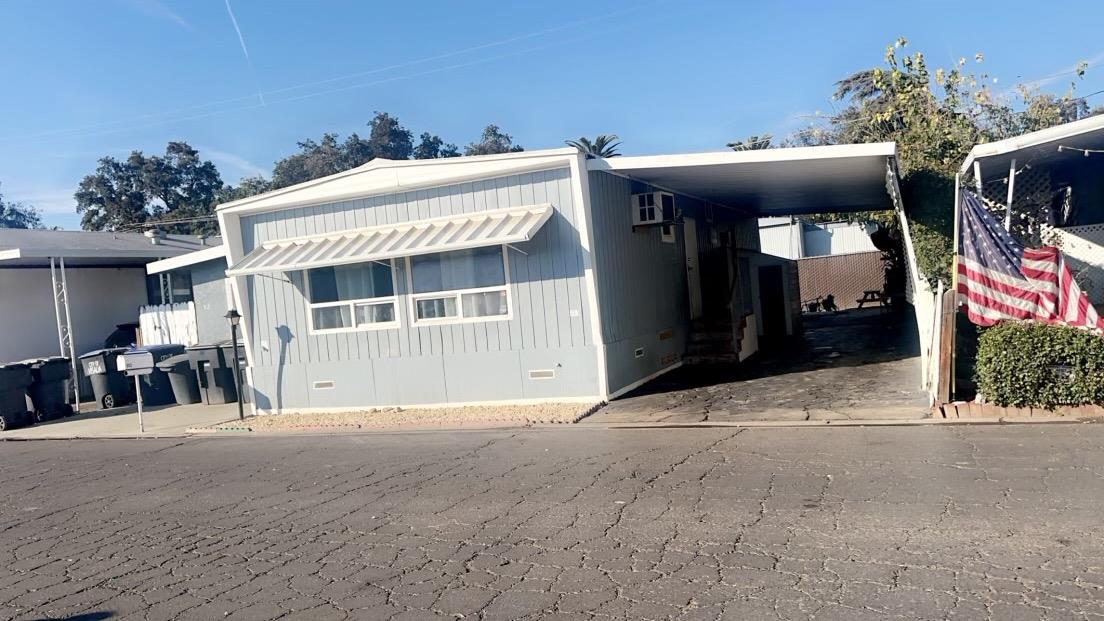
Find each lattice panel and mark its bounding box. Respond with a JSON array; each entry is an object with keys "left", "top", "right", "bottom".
[
  {"left": 1049, "top": 224, "right": 1104, "bottom": 306},
  {"left": 979, "top": 166, "right": 1053, "bottom": 246}
]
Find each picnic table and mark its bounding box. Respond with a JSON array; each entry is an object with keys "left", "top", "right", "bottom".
[{"left": 856, "top": 290, "right": 886, "bottom": 308}]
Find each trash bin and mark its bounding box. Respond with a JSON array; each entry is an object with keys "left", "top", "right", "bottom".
[
  {"left": 129, "top": 344, "right": 186, "bottom": 407},
  {"left": 0, "top": 362, "right": 34, "bottom": 431},
  {"left": 80, "top": 347, "right": 134, "bottom": 410},
  {"left": 23, "top": 357, "right": 73, "bottom": 422},
  {"left": 186, "top": 342, "right": 242, "bottom": 405},
  {"left": 156, "top": 353, "right": 200, "bottom": 405}
]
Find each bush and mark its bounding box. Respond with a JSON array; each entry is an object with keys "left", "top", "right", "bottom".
[
  {"left": 975, "top": 322, "right": 1104, "bottom": 409},
  {"left": 900, "top": 168, "right": 955, "bottom": 288}
]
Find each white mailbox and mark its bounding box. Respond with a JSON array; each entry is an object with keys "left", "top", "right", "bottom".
[{"left": 120, "top": 349, "right": 156, "bottom": 377}]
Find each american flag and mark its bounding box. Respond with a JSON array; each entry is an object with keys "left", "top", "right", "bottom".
[{"left": 956, "top": 190, "right": 1104, "bottom": 332}]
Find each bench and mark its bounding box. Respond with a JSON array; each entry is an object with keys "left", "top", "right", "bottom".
[{"left": 856, "top": 290, "right": 886, "bottom": 308}]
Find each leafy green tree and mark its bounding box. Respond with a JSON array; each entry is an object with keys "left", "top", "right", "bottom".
[
  {"left": 0, "top": 184, "right": 44, "bottom": 229},
  {"left": 565, "top": 134, "right": 622, "bottom": 158},
  {"left": 726, "top": 134, "right": 773, "bottom": 151},
  {"left": 366, "top": 112, "right": 413, "bottom": 160},
  {"left": 413, "top": 132, "right": 460, "bottom": 159},
  {"left": 465, "top": 124, "right": 524, "bottom": 156},
  {"left": 219, "top": 175, "right": 272, "bottom": 202},
  {"left": 75, "top": 142, "right": 224, "bottom": 234},
  {"left": 781, "top": 39, "right": 1099, "bottom": 285}
]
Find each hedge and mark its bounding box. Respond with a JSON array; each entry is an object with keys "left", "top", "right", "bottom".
[{"left": 975, "top": 322, "right": 1104, "bottom": 409}]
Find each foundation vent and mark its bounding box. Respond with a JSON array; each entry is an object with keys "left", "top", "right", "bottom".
[
  {"left": 312, "top": 380, "right": 335, "bottom": 390},
  {"left": 528, "top": 369, "right": 556, "bottom": 380}
]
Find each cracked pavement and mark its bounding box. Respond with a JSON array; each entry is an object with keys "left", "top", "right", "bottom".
[{"left": 3, "top": 424, "right": 1104, "bottom": 620}]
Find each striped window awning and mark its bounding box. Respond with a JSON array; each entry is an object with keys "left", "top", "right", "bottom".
[{"left": 227, "top": 204, "right": 553, "bottom": 276}]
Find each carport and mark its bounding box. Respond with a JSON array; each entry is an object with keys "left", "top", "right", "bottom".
[
  {"left": 0, "top": 230, "right": 210, "bottom": 408},
  {"left": 585, "top": 143, "right": 933, "bottom": 422}
]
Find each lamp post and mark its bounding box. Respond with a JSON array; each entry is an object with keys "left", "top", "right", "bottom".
[{"left": 225, "top": 309, "right": 245, "bottom": 421}]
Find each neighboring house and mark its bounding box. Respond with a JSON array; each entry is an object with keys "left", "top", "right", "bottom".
[
  {"left": 961, "top": 114, "right": 1104, "bottom": 310},
  {"left": 216, "top": 143, "right": 902, "bottom": 413},
  {"left": 759, "top": 217, "right": 878, "bottom": 259},
  {"left": 0, "top": 230, "right": 210, "bottom": 399},
  {"left": 144, "top": 242, "right": 232, "bottom": 346}
]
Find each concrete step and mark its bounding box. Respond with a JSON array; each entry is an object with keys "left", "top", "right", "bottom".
[{"left": 684, "top": 353, "right": 742, "bottom": 365}]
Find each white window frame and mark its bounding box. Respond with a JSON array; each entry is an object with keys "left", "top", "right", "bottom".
[
  {"left": 305, "top": 259, "right": 400, "bottom": 335},
  {"left": 406, "top": 244, "right": 513, "bottom": 326}
]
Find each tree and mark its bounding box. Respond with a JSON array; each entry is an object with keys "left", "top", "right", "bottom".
[
  {"left": 780, "top": 39, "right": 1098, "bottom": 285},
  {"left": 413, "top": 132, "right": 460, "bottom": 160},
  {"left": 0, "top": 184, "right": 43, "bottom": 229},
  {"left": 565, "top": 134, "right": 622, "bottom": 158},
  {"left": 75, "top": 142, "right": 224, "bottom": 234},
  {"left": 726, "top": 134, "right": 773, "bottom": 151},
  {"left": 366, "top": 112, "right": 413, "bottom": 160},
  {"left": 271, "top": 134, "right": 362, "bottom": 189},
  {"left": 219, "top": 175, "right": 272, "bottom": 202},
  {"left": 465, "top": 124, "right": 523, "bottom": 156}
]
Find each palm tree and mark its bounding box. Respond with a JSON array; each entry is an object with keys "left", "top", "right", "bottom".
[
  {"left": 726, "top": 134, "right": 773, "bottom": 151},
  {"left": 565, "top": 134, "right": 621, "bottom": 158}
]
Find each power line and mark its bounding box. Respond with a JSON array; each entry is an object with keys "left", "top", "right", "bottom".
[{"left": 5, "top": 1, "right": 669, "bottom": 145}]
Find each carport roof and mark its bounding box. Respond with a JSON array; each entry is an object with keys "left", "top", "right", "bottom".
[
  {"left": 0, "top": 229, "right": 213, "bottom": 267},
  {"left": 960, "top": 114, "right": 1104, "bottom": 180},
  {"left": 587, "top": 143, "right": 897, "bottom": 216}
]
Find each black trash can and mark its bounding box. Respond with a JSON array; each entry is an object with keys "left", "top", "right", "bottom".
[
  {"left": 156, "top": 353, "right": 200, "bottom": 405},
  {"left": 79, "top": 347, "right": 134, "bottom": 410},
  {"left": 186, "top": 342, "right": 242, "bottom": 405},
  {"left": 129, "top": 344, "right": 186, "bottom": 407},
  {"left": 23, "top": 357, "right": 73, "bottom": 422},
  {"left": 0, "top": 362, "right": 34, "bottom": 431}
]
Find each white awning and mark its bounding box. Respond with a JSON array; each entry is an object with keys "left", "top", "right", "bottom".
[{"left": 227, "top": 204, "right": 553, "bottom": 276}]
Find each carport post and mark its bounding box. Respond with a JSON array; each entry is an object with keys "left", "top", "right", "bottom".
[
  {"left": 1003, "top": 158, "right": 1016, "bottom": 232},
  {"left": 59, "top": 258, "right": 80, "bottom": 413}
]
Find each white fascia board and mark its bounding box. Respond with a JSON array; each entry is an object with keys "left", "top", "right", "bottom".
[
  {"left": 146, "top": 244, "right": 227, "bottom": 275},
  {"left": 0, "top": 249, "right": 22, "bottom": 262},
  {"left": 960, "top": 114, "right": 1104, "bottom": 175},
  {"left": 588, "top": 142, "right": 897, "bottom": 172},
  {"left": 217, "top": 148, "right": 579, "bottom": 217}
]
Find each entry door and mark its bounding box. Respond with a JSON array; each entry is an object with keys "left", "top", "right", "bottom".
[
  {"left": 758, "top": 265, "right": 786, "bottom": 337},
  {"left": 683, "top": 216, "right": 704, "bottom": 320}
]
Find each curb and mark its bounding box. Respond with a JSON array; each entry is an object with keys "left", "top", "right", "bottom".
[{"left": 574, "top": 416, "right": 1090, "bottom": 429}]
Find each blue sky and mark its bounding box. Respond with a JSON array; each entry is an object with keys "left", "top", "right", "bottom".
[{"left": 2, "top": 0, "right": 1103, "bottom": 230}]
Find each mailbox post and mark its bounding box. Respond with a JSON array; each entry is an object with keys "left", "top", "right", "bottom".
[{"left": 119, "top": 349, "right": 156, "bottom": 433}]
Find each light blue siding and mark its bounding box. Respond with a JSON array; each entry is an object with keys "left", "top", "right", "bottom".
[
  {"left": 587, "top": 171, "right": 692, "bottom": 394},
  {"left": 239, "top": 168, "right": 600, "bottom": 409},
  {"left": 189, "top": 258, "right": 231, "bottom": 344}
]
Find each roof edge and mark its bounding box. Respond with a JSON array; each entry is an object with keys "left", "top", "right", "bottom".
[
  {"left": 589, "top": 142, "right": 897, "bottom": 171},
  {"left": 960, "top": 114, "right": 1104, "bottom": 175},
  {"left": 146, "top": 244, "right": 227, "bottom": 275}
]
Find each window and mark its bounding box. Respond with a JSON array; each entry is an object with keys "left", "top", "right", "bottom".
[
  {"left": 409, "top": 246, "right": 510, "bottom": 323},
  {"left": 306, "top": 261, "right": 397, "bottom": 332}
]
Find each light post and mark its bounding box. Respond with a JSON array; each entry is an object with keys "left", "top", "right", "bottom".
[{"left": 225, "top": 309, "right": 245, "bottom": 421}]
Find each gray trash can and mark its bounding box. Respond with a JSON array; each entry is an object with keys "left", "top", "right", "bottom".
[
  {"left": 22, "top": 357, "right": 73, "bottom": 422},
  {"left": 186, "top": 342, "right": 242, "bottom": 405},
  {"left": 129, "top": 344, "right": 186, "bottom": 407},
  {"left": 156, "top": 353, "right": 200, "bottom": 405},
  {"left": 79, "top": 347, "right": 134, "bottom": 410},
  {"left": 0, "top": 362, "right": 34, "bottom": 431}
]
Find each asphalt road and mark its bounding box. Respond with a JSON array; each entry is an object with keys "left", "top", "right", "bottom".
[{"left": 3, "top": 424, "right": 1104, "bottom": 620}]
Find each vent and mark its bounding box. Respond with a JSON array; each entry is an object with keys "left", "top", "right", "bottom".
[
  {"left": 312, "top": 380, "right": 335, "bottom": 390},
  {"left": 528, "top": 369, "right": 556, "bottom": 380},
  {"left": 634, "top": 347, "right": 645, "bottom": 359}
]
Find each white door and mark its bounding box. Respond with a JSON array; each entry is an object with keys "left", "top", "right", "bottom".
[{"left": 683, "top": 216, "right": 703, "bottom": 319}]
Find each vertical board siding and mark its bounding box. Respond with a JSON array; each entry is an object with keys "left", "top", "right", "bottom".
[
  {"left": 587, "top": 171, "right": 688, "bottom": 343},
  {"left": 238, "top": 168, "right": 598, "bottom": 407}
]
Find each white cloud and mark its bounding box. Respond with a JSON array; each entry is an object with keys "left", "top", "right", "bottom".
[
  {"left": 119, "top": 0, "right": 190, "bottom": 29},
  {"left": 201, "top": 148, "right": 267, "bottom": 181}
]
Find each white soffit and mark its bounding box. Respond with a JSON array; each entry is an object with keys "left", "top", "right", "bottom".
[
  {"left": 590, "top": 143, "right": 897, "bottom": 216},
  {"left": 146, "top": 244, "right": 227, "bottom": 275},
  {"left": 227, "top": 204, "right": 553, "bottom": 276},
  {"left": 961, "top": 114, "right": 1104, "bottom": 178},
  {"left": 217, "top": 148, "right": 578, "bottom": 217}
]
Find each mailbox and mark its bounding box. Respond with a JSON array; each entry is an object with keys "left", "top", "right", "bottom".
[{"left": 119, "top": 350, "right": 155, "bottom": 377}]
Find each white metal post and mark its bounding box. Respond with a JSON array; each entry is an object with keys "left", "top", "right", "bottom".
[
  {"left": 59, "top": 258, "right": 80, "bottom": 413},
  {"left": 49, "top": 258, "right": 65, "bottom": 357},
  {"left": 1004, "top": 158, "right": 1016, "bottom": 232},
  {"left": 134, "top": 374, "right": 144, "bottom": 433}
]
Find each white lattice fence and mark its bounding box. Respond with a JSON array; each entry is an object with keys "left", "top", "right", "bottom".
[
  {"left": 1048, "top": 224, "right": 1104, "bottom": 306},
  {"left": 138, "top": 302, "right": 198, "bottom": 346}
]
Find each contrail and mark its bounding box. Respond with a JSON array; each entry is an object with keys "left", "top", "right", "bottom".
[{"left": 224, "top": 0, "right": 265, "bottom": 105}]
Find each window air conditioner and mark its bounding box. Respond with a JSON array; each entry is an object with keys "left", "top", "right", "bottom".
[{"left": 631, "top": 192, "right": 675, "bottom": 226}]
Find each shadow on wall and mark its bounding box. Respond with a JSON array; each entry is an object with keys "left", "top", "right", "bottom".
[{"left": 252, "top": 324, "right": 294, "bottom": 413}]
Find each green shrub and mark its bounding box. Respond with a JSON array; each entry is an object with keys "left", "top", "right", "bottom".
[
  {"left": 975, "top": 322, "right": 1104, "bottom": 409},
  {"left": 900, "top": 168, "right": 955, "bottom": 288}
]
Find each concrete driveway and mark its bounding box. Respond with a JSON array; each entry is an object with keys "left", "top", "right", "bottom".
[
  {"left": 1, "top": 402, "right": 242, "bottom": 439},
  {"left": 589, "top": 308, "right": 930, "bottom": 425}
]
